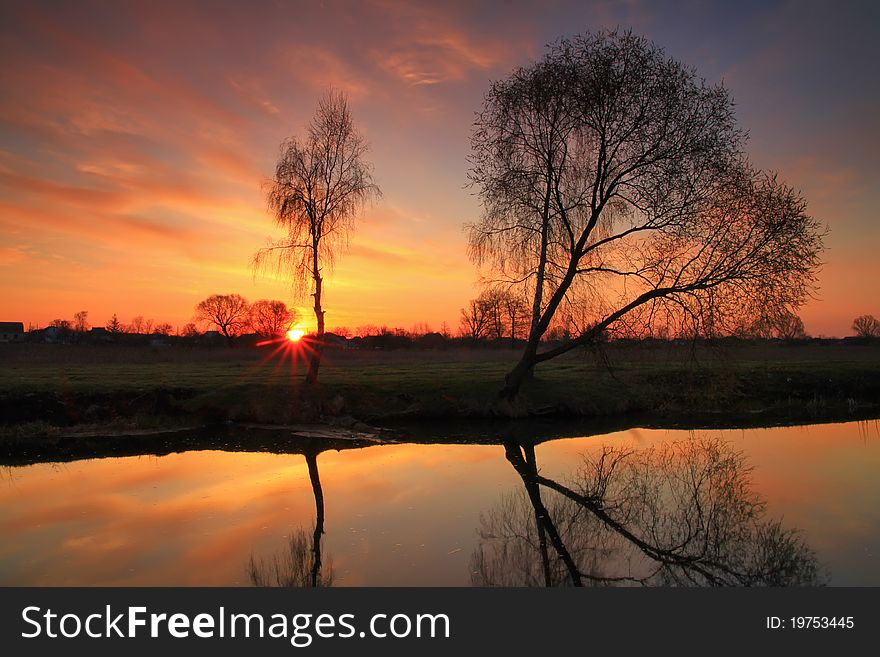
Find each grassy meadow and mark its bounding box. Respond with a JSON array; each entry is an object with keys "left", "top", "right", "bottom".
[{"left": 2, "top": 341, "right": 878, "bottom": 447}]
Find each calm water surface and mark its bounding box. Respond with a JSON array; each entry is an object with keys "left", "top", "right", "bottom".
[{"left": 1, "top": 420, "right": 878, "bottom": 586}]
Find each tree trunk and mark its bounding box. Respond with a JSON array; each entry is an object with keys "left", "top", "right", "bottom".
[
  {"left": 305, "top": 452, "right": 325, "bottom": 587},
  {"left": 524, "top": 445, "right": 553, "bottom": 587},
  {"left": 500, "top": 341, "right": 538, "bottom": 400},
  {"left": 505, "top": 442, "right": 582, "bottom": 586},
  {"left": 500, "top": 179, "right": 552, "bottom": 399},
  {"left": 306, "top": 260, "right": 325, "bottom": 384}
]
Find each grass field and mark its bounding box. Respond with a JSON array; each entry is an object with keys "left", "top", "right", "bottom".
[{"left": 2, "top": 341, "right": 879, "bottom": 439}]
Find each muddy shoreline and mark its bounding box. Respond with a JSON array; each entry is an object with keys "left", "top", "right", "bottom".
[{"left": 3, "top": 407, "right": 878, "bottom": 467}]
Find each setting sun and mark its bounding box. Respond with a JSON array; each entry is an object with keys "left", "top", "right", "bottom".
[{"left": 287, "top": 328, "right": 305, "bottom": 342}]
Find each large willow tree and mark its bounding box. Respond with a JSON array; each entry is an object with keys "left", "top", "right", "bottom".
[
  {"left": 256, "top": 90, "right": 380, "bottom": 383},
  {"left": 466, "top": 30, "right": 824, "bottom": 399}
]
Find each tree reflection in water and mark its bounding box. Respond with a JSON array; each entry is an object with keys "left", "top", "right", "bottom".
[
  {"left": 471, "top": 435, "right": 827, "bottom": 586},
  {"left": 248, "top": 450, "right": 334, "bottom": 587}
]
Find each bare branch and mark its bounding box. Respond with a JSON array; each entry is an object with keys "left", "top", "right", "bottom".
[
  {"left": 256, "top": 89, "right": 381, "bottom": 382},
  {"left": 466, "top": 29, "right": 824, "bottom": 397}
]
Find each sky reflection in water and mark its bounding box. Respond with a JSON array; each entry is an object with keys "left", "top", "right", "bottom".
[{"left": 1, "top": 420, "right": 877, "bottom": 586}]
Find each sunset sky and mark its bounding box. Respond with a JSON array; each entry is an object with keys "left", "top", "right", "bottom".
[{"left": 1, "top": 0, "right": 877, "bottom": 336}]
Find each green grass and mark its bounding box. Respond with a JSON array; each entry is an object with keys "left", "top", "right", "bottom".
[{"left": 1, "top": 343, "right": 878, "bottom": 433}]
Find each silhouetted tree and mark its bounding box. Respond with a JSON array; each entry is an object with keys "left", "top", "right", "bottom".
[
  {"left": 481, "top": 289, "right": 507, "bottom": 340},
  {"left": 459, "top": 295, "right": 492, "bottom": 341},
  {"left": 195, "top": 294, "right": 250, "bottom": 342},
  {"left": 247, "top": 449, "right": 332, "bottom": 588},
  {"left": 250, "top": 299, "right": 297, "bottom": 337},
  {"left": 409, "top": 322, "right": 432, "bottom": 337},
  {"left": 746, "top": 308, "right": 807, "bottom": 340},
  {"left": 466, "top": 30, "right": 824, "bottom": 399},
  {"left": 105, "top": 314, "right": 122, "bottom": 333},
  {"left": 73, "top": 310, "right": 89, "bottom": 332},
  {"left": 256, "top": 90, "right": 381, "bottom": 383},
  {"left": 852, "top": 314, "right": 880, "bottom": 338},
  {"left": 775, "top": 312, "right": 806, "bottom": 340},
  {"left": 463, "top": 288, "right": 531, "bottom": 344},
  {"left": 472, "top": 436, "right": 826, "bottom": 586},
  {"left": 355, "top": 324, "right": 379, "bottom": 338},
  {"left": 180, "top": 322, "right": 200, "bottom": 338},
  {"left": 247, "top": 526, "right": 334, "bottom": 588},
  {"left": 127, "top": 316, "right": 153, "bottom": 335},
  {"left": 503, "top": 292, "right": 529, "bottom": 344},
  {"left": 49, "top": 319, "right": 71, "bottom": 331},
  {"left": 153, "top": 322, "right": 173, "bottom": 336}
]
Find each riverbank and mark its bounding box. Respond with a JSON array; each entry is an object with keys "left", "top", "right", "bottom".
[{"left": 2, "top": 342, "right": 878, "bottom": 461}]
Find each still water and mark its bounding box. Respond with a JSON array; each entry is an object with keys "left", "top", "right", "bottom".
[{"left": 1, "top": 420, "right": 878, "bottom": 586}]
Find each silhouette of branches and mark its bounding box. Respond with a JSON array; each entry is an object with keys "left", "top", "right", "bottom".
[{"left": 472, "top": 435, "right": 826, "bottom": 586}]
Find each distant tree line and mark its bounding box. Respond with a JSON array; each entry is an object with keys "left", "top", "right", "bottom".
[
  {"left": 25, "top": 305, "right": 880, "bottom": 347},
  {"left": 458, "top": 291, "right": 814, "bottom": 343},
  {"left": 459, "top": 288, "right": 529, "bottom": 344},
  {"left": 193, "top": 294, "right": 299, "bottom": 341},
  {"left": 34, "top": 297, "right": 299, "bottom": 343}
]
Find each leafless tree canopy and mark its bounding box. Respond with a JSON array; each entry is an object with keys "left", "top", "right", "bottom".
[
  {"left": 250, "top": 299, "right": 297, "bottom": 337},
  {"left": 255, "top": 89, "right": 380, "bottom": 382},
  {"left": 153, "top": 322, "right": 173, "bottom": 336},
  {"left": 460, "top": 288, "right": 530, "bottom": 342},
  {"left": 247, "top": 526, "right": 334, "bottom": 588},
  {"left": 852, "top": 314, "right": 880, "bottom": 338},
  {"left": 127, "top": 315, "right": 153, "bottom": 335},
  {"left": 466, "top": 30, "right": 824, "bottom": 396},
  {"left": 249, "top": 451, "right": 330, "bottom": 587},
  {"left": 471, "top": 436, "right": 826, "bottom": 586},
  {"left": 194, "top": 293, "right": 250, "bottom": 340},
  {"left": 73, "top": 310, "right": 89, "bottom": 332},
  {"left": 741, "top": 308, "right": 806, "bottom": 340}
]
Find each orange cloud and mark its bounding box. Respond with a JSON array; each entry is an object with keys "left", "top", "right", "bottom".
[{"left": 276, "top": 44, "right": 371, "bottom": 97}]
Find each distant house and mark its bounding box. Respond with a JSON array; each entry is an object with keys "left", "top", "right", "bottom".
[
  {"left": 321, "top": 332, "right": 349, "bottom": 348},
  {"left": 200, "top": 330, "right": 222, "bottom": 343},
  {"left": 41, "top": 325, "right": 62, "bottom": 342},
  {"left": 236, "top": 333, "right": 261, "bottom": 347},
  {"left": 0, "top": 322, "right": 24, "bottom": 342},
  {"left": 89, "top": 326, "right": 112, "bottom": 342}
]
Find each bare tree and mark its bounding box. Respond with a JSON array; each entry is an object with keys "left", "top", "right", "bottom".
[
  {"left": 482, "top": 288, "right": 508, "bottom": 340},
  {"left": 466, "top": 30, "right": 824, "bottom": 399},
  {"left": 73, "top": 310, "right": 89, "bottom": 332},
  {"left": 127, "top": 316, "right": 153, "bottom": 335},
  {"left": 775, "top": 312, "right": 807, "bottom": 340},
  {"left": 463, "top": 288, "right": 530, "bottom": 344},
  {"left": 746, "top": 308, "right": 806, "bottom": 340},
  {"left": 503, "top": 292, "right": 530, "bottom": 345},
  {"left": 180, "top": 322, "right": 199, "bottom": 338},
  {"left": 49, "top": 319, "right": 71, "bottom": 332},
  {"left": 852, "top": 314, "right": 880, "bottom": 338},
  {"left": 472, "top": 436, "right": 825, "bottom": 586},
  {"left": 247, "top": 526, "right": 334, "bottom": 588},
  {"left": 459, "top": 295, "right": 492, "bottom": 341},
  {"left": 247, "top": 450, "right": 332, "bottom": 588},
  {"left": 153, "top": 322, "right": 174, "bottom": 336},
  {"left": 194, "top": 294, "right": 250, "bottom": 342},
  {"left": 250, "top": 299, "right": 297, "bottom": 338},
  {"left": 255, "top": 90, "right": 381, "bottom": 383}
]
